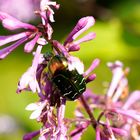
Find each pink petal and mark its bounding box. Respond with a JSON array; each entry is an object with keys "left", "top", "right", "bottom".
[
  {"left": 74, "top": 32, "right": 96, "bottom": 45},
  {"left": 46, "top": 23, "right": 53, "bottom": 40},
  {"left": 0, "top": 11, "right": 36, "bottom": 30},
  {"left": 111, "top": 127, "right": 127, "bottom": 136},
  {"left": 17, "top": 67, "right": 40, "bottom": 93},
  {"left": 0, "top": 37, "right": 28, "bottom": 59},
  {"left": 23, "top": 130, "right": 40, "bottom": 140},
  {"left": 112, "top": 78, "right": 128, "bottom": 102},
  {"left": 64, "top": 16, "right": 95, "bottom": 45},
  {"left": 37, "top": 38, "right": 47, "bottom": 46},
  {"left": 96, "top": 126, "right": 101, "bottom": 140},
  {"left": 83, "top": 89, "right": 99, "bottom": 100},
  {"left": 17, "top": 45, "right": 42, "bottom": 93},
  {"left": 52, "top": 40, "right": 69, "bottom": 57},
  {"left": 75, "top": 109, "right": 84, "bottom": 118},
  {"left": 0, "top": 32, "right": 31, "bottom": 46},
  {"left": 32, "top": 45, "right": 43, "bottom": 69},
  {"left": 84, "top": 59, "right": 100, "bottom": 77},
  {"left": 68, "top": 44, "right": 80, "bottom": 52},
  {"left": 24, "top": 34, "right": 41, "bottom": 53},
  {"left": 70, "top": 122, "right": 89, "bottom": 140},
  {"left": 85, "top": 74, "right": 96, "bottom": 83},
  {"left": 114, "top": 108, "right": 140, "bottom": 122},
  {"left": 47, "top": 7, "right": 55, "bottom": 22},
  {"left": 106, "top": 61, "right": 124, "bottom": 98},
  {"left": 123, "top": 90, "right": 140, "bottom": 109},
  {"left": 40, "top": 0, "right": 60, "bottom": 12},
  {"left": 39, "top": 135, "right": 46, "bottom": 140}
]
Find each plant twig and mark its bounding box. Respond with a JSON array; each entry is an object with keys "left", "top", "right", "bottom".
[{"left": 80, "top": 95, "right": 97, "bottom": 129}]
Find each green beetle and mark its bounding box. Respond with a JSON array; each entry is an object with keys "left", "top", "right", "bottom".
[{"left": 47, "top": 55, "right": 86, "bottom": 100}]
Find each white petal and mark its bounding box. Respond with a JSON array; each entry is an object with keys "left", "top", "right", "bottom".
[
  {"left": 39, "top": 135, "right": 46, "bottom": 140},
  {"left": 25, "top": 103, "right": 39, "bottom": 111},
  {"left": 29, "top": 109, "right": 42, "bottom": 119},
  {"left": 29, "top": 78, "right": 40, "bottom": 93},
  {"left": 18, "top": 67, "right": 32, "bottom": 89},
  {"left": 68, "top": 56, "right": 84, "bottom": 74},
  {"left": 37, "top": 38, "right": 47, "bottom": 45}
]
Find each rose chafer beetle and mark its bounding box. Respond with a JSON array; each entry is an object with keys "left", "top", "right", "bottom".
[{"left": 45, "top": 54, "right": 86, "bottom": 101}]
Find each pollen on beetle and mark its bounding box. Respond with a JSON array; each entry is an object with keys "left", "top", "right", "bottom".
[{"left": 62, "top": 60, "right": 68, "bottom": 68}]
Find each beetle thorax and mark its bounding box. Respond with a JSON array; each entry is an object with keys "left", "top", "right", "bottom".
[{"left": 48, "top": 55, "right": 68, "bottom": 75}]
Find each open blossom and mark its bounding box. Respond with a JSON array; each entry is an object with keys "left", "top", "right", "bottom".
[
  {"left": 52, "top": 16, "right": 96, "bottom": 53},
  {"left": 40, "top": 0, "right": 60, "bottom": 22},
  {"left": 0, "top": 11, "right": 42, "bottom": 59},
  {"left": 64, "top": 16, "right": 96, "bottom": 51},
  {"left": 0, "top": 0, "right": 60, "bottom": 59},
  {"left": 0, "top": 1, "right": 59, "bottom": 60},
  {"left": 25, "top": 100, "right": 47, "bottom": 119},
  {"left": 97, "top": 61, "right": 140, "bottom": 140},
  {"left": 24, "top": 98, "right": 68, "bottom": 140},
  {"left": 17, "top": 45, "right": 43, "bottom": 93},
  {"left": 73, "top": 61, "right": 140, "bottom": 140},
  {"left": 37, "top": 0, "right": 60, "bottom": 39}
]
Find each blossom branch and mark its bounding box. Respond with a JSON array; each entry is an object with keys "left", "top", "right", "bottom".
[{"left": 79, "top": 95, "right": 97, "bottom": 129}]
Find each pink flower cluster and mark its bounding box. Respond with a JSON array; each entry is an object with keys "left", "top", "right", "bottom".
[{"left": 0, "top": 0, "right": 140, "bottom": 140}]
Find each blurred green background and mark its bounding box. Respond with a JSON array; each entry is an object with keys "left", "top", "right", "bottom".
[{"left": 0, "top": 0, "right": 140, "bottom": 139}]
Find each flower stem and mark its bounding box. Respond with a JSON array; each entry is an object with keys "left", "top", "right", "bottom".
[
  {"left": 56, "top": 98, "right": 67, "bottom": 139},
  {"left": 80, "top": 95, "right": 97, "bottom": 129}
]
